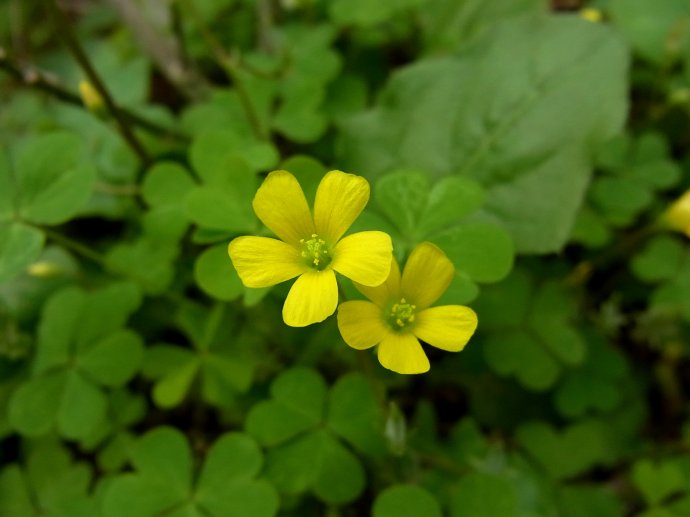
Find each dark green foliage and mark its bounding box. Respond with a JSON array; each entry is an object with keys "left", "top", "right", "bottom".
[{"left": 2, "top": 0, "right": 690, "bottom": 515}]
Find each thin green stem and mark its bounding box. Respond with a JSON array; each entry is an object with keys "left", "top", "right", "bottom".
[
  {"left": 41, "top": 227, "right": 106, "bottom": 265},
  {"left": 41, "top": 227, "right": 186, "bottom": 304},
  {"left": 180, "top": 0, "right": 266, "bottom": 139},
  {"left": 47, "top": 1, "right": 151, "bottom": 165},
  {"left": 0, "top": 48, "right": 189, "bottom": 141}
]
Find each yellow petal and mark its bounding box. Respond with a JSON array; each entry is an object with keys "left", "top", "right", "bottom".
[
  {"left": 252, "top": 170, "right": 315, "bottom": 246},
  {"left": 401, "top": 242, "right": 454, "bottom": 309},
  {"left": 228, "top": 236, "right": 307, "bottom": 288},
  {"left": 337, "top": 301, "right": 389, "bottom": 350},
  {"left": 283, "top": 269, "right": 338, "bottom": 327},
  {"left": 331, "top": 231, "right": 392, "bottom": 286},
  {"left": 413, "top": 305, "right": 478, "bottom": 352},
  {"left": 377, "top": 332, "right": 429, "bottom": 374},
  {"left": 354, "top": 258, "right": 401, "bottom": 307},
  {"left": 313, "top": 170, "right": 369, "bottom": 243}
]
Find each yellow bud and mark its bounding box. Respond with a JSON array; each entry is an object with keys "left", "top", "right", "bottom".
[
  {"left": 580, "top": 8, "right": 603, "bottom": 23},
  {"left": 663, "top": 189, "right": 690, "bottom": 236},
  {"left": 26, "top": 261, "right": 62, "bottom": 278},
  {"left": 79, "top": 80, "right": 105, "bottom": 114}
]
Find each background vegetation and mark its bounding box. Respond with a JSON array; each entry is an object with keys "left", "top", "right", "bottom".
[{"left": 2, "top": 0, "right": 690, "bottom": 515}]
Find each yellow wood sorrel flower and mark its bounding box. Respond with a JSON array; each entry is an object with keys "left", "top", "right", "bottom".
[
  {"left": 337, "top": 242, "right": 477, "bottom": 374},
  {"left": 228, "top": 170, "right": 393, "bottom": 327},
  {"left": 664, "top": 189, "right": 690, "bottom": 237}
]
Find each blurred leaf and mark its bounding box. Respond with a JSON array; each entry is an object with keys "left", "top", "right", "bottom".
[
  {"left": 632, "top": 236, "right": 685, "bottom": 283},
  {"left": 326, "top": 373, "right": 385, "bottom": 456},
  {"left": 14, "top": 132, "right": 95, "bottom": 225},
  {"left": 632, "top": 460, "right": 686, "bottom": 506},
  {"left": 0, "top": 223, "right": 45, "bottom": 283},
  {"left": 418, "top": 0, "right": 545, "bottom": 53},
  {"left": 450, "top": 472, "right": 519, "bottom": 517},
  {"left": 374, "top": 485, "right": 442, "bottom": 517},
  {"left": 609, "top": 0, "right": 690, "bottom": 64},
  {"left": 246, "top": 367, "right": 327, "bottom": 446},
  {"left": 194, "top": 244, "right": 243, "bottom": 301},
  {"left": 104, "top": 427, "right": 277, "bottom": 517},
  {"left": 478, "top": 269, "right": 586, "bottom": 390},
  {"left": 517, "top": 420, "right": 614, "bottom": 480},
  {"left": 340, "top": 14, "right": 628, "bottom": 253}
]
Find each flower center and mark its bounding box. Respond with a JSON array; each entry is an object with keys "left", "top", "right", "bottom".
[
  {"left": 300, "top": 234, "right": 332, "bottom": 270},
  {"left": 388, "top": 298, "right": 416, "bottom": 331}
]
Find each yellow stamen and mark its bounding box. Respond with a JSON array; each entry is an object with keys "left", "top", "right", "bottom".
[
  {"left": 388, "top": 298, "right": 416, "bottom": 331},
  {"left": 300, "top": 234, "right": 332, "bottom": 270}
]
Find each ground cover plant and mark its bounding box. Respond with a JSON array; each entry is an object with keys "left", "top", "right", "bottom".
[{"left": 2, "top": 0, "right": 690, "bottom": 515}]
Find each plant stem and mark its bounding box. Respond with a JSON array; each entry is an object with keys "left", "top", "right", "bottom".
[
  {"left": 0, "top": 48, "right": 189, "bottom": 141},
  {"left": 47, "top": 0, "right": 151, "bottom": 165},
  {"left": 180, "top": 0, "right": 266, "bottom": 140}
]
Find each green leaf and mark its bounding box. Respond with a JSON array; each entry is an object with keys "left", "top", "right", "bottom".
[
  {"left": 477, "top": 270, "right": 585, "bottom": 390},
  {"left": 0, "top": 222, "right": 44, "bottom": 283},
  {"left": 142, "top": 162, "right": 195, "bottom": 206},
  {"left": 632, "top": 460, "right": 686, "bottom": 506},
  {"left": 0, "top": 465, "right": 34, "bottom": 517},
  {"left": 340, "top": 14, "right": 628, "bottom": 253},
  {"left": 450, "top": 473, "right": 519, "bottom": 517},
  {"left": 78, "top": 329, "right": 144, "bottom": 386},
  {"left": 559, "top": 485, "right": 624, "bottom": 517},
  {"left": 554, "top": 336, "right": 628, "bottom": 418},
  {"left": 374, "top": 485, "right": 442, "bottom": 517},
  {"left": 265, "top": 430, "right": 365, "bottom": 504},
  {"left": 103, "top": 474, "right": 184, "bottom": 517},
  {"left": 141, "top": 162, "right": 194, "bottom": 242},
  {"left": 632, "top": 236, "right": 685, "bottom": 283},
  {"left": 197, "top": 479, "right": 279, "bottom": 517},
  {"left": 196, "top": 433, "right": 278, "bottom": 517},
  {"left": 15, "top": 132, "right": 95, "bottom": 225},
  {"left": 418, "top": 0, "right": 545, "bottom": 53},
  {"left": 8, "top": 370, "right": 67, "bottom": 436},
  {"left": 431, "top": 223, "right": 514, "bottom": 283},
  {"left": 609, "top": 0, "right": 690, "bottom": 64},
  {"left": 517, "top": 420, "right": 613, "bottom": 480},
  {"left": 329, "top": 0, "right": 425, "bottom": 26},
  {"left": 194, "top": 244, "right": 243, "bottom": 301},
  {"left": 374, "top": 170, "right": 430, "bottom": 236},
  {"left": 418, "top": 176, "right": 485, "bottom": 235},
  {"left": 326, "top": 373, "right": 385, "bottom": 456},
  {"left": 190, "top": 129, "right": 277, "bottom": 177},
  {"left": 590, "top": 176, "right": 652, "bottom": 226},
  {"left": 131, "top": 427, "right": 192, "bottom": 498},
  {"left": 199, "top": 433, "right": 263, "bottom": 488},
  {"left": 71, "top": 282, "right": 141, "bottom": 349},
  {"left": 106, "top": 237, "right": 178, "bottom": 295},
  {"left": 246, "top": 367, "right": 327, "bottom": 446},
  {"left": 152, "top": 359, "right": 200, "bottom": 408},
  {"left": 56, "top": 370, "right": 107, "bottom": 440},
  {"left": 484, "top": 331, "right": 559, "bottom": 391}
]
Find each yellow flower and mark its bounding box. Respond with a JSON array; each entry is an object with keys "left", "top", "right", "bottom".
[
  {"left": 78, "top": 80, "right": 105, "bottom": 114},
  {"left": 663, "top": 189, "right": 690, "bottom": 237},
  {"left": 579, "top": 8, "right": 603, "bottom": 23},
  {"left": 228, "top": 170, "right": 393, "bottom": 327},
  {"left": 337, "top": 242, "right": 477, "bottom": 374}
]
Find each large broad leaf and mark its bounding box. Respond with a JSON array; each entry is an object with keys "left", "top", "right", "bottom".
[{"left": 339, "top": 14, "right": 628, "bottom": 253}]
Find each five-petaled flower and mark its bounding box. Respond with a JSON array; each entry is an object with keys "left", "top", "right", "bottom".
[
  {"left": 228, "top": 170, "right": 393, "bottom": 327},
  {"left": 337, "top": 242, "right": 477, "bottom": 374}
]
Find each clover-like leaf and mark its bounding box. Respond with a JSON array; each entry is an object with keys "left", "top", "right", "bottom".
[
  {"left": 103, "top": 427, "right": 278, "bottom": 517},
  {"left": 478, "top": 269, "right": 586, "bottom": 390},
  {"left": 8, "top": 283, "right": 142, "bottom": 440},
  {"left": 374, "top": 485, "right": 442, "bottom": 517}
]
